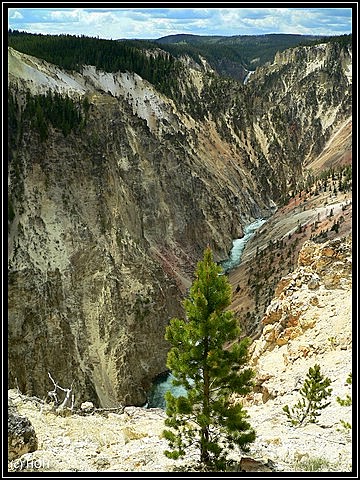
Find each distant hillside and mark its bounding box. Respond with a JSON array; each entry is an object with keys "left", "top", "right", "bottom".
[
  {"left": 152, "top": 33, "right": 327, "bottom": 80},
  {"left": 151, "top": 33, "right": 352, "bottom": 81},
  {"left": 8, "top": 30, "right": 351, "bottom": 84}
]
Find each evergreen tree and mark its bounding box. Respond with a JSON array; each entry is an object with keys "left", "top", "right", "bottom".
[
  {"left": 163, "top": 247, "right": 255, "bottom": 471},
  {"left": 336, "top": 372, "right": 352, "bottom": 432},
  {"left": 283, "top": 364, "right": 332, "bottom": 426}
]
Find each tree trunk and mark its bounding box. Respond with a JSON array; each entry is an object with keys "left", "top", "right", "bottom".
[
  {"left": 299, "top": 400, "right": 311, "bottom": 425},
  {"left": 201, "top": 336, "right": 210, "bottom": 466}
]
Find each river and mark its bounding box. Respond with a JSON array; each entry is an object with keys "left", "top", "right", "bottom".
[
  {"left": 147, "top": 218, "right": 266, "bottom": 409},
  {"left": 243, "top": 70, "right": 256, "bottom": 84},
  {"left": 147, "top": 373, "right": 187, "bottom": 409},
  {"left": 220, "top": 218, "right": 266, "bottom": 273}
]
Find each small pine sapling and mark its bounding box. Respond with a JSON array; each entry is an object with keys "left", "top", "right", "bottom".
[
  {"left": 337, "top": 372, "right": 352, "bottom": 432},
  {"left": 283, "top": 364, "right": 332, "bottom": 426}
]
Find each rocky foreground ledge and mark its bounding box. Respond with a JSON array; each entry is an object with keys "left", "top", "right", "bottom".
[{"left": 8, "top": 236, "right": 352, "bottom": 473}]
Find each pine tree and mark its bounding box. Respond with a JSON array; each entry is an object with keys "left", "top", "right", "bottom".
[
  {"left": 283, "top": 364, "right": 332, "bottom": 426},
  {"left": 163, "top": 247, "right": 255, "bottom": 471},
  {"left": 336, "top": 372, "right": 352, "bottom": 432}
]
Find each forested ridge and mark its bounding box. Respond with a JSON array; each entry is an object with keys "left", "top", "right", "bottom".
[
  {"left": 8, "top": 30, "right": 352, "bottom": 87},
  {"left": 8, "top": 30, "right": 182, "bottom": 99}
]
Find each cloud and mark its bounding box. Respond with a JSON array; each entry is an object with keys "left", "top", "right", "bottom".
[
  {"left": 48, "top": 8, "right": 118, "bottom": 25},
  {"left": 213, "top": 7, "right": 352, "bottom": 36},
  {"left": 47, "top": 9, "right": 80, "bottom": 20},
  {"left": 9, "top": 9, "right": 23, "bottom": 20},
  {"left": 7, "top": 7, "right": 352, "bottom": 39}
]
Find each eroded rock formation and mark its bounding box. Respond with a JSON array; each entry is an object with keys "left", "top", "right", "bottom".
[{"left": 249, "top": 235, "right": 352, "bottom": 411}]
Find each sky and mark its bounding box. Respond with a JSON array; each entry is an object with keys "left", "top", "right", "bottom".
[{"left": 6, "top": 5, "right": 353, "bottom": 40}]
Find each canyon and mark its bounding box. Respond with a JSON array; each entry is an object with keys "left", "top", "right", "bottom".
[
  {"left": 7, "top": 36, "right": 352, "bottom": 411},
  {"left": 7, "top": 233, "right": 352, "bottom": 472}
]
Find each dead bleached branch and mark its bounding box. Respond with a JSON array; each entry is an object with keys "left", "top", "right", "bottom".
[{"left": 47, "top": 372, "right": 74, "bottom": 412}]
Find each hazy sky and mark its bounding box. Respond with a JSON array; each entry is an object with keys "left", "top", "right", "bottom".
[{"left": 7, "top": 5, "right": 352, "bottom": 39}]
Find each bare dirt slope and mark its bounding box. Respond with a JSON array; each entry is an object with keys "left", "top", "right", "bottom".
[{"left": 305, "top": 116, "right": 352, "bottom": 174}]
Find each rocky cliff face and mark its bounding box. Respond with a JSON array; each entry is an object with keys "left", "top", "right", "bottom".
[
  {"left": 250, "top": 235, "right": 352, "bottom": 365},
  {"left": 242, "top": 41, "right": 352, "bottom": 194},
  {"left": 7, "top": 40, "right": 352, "bottom": 406},
  {"left": 244, "top": 235, "right": 352, "bottom": 471}
]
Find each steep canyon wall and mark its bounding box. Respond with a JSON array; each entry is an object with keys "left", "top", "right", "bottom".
[{"left": 7, "top": 40, "right": 352, "bottom": 406}]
